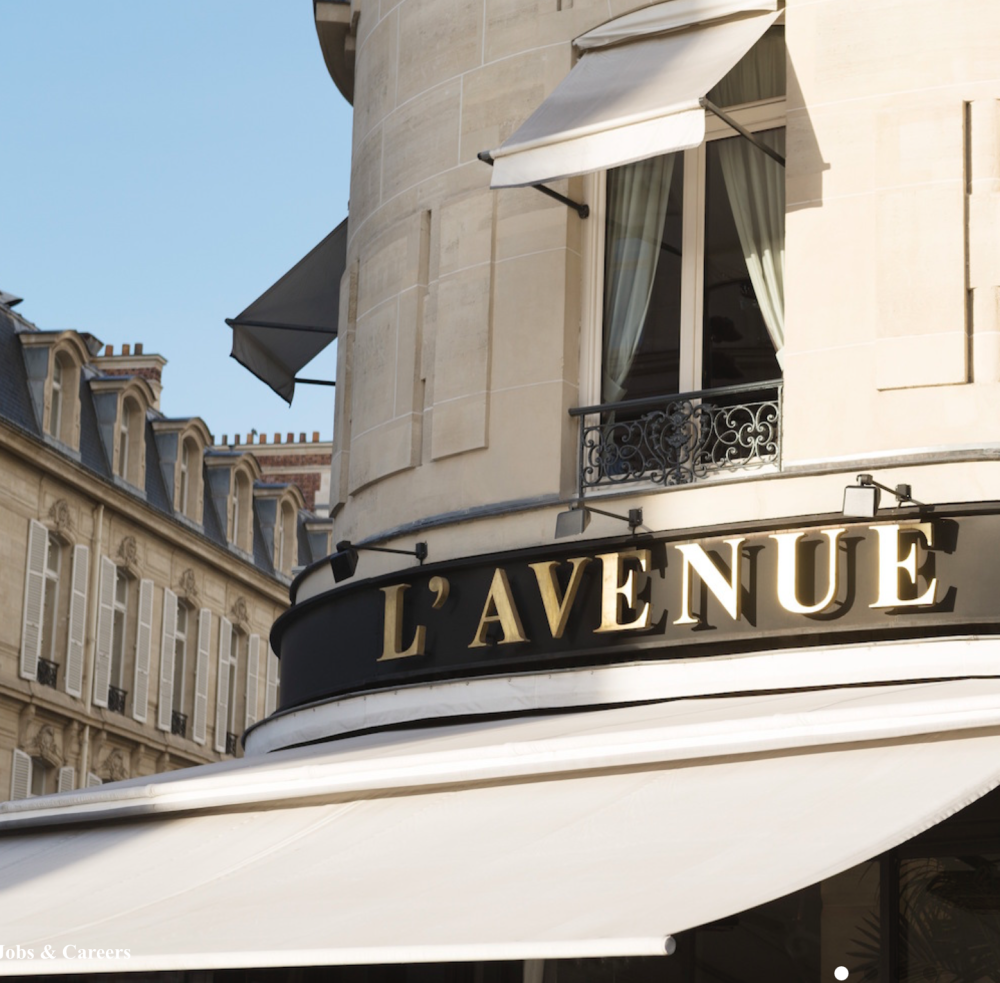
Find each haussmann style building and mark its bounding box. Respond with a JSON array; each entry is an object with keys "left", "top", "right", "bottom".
[{"left": 3, "top": 0, "right": 1000, "bottom": 980}]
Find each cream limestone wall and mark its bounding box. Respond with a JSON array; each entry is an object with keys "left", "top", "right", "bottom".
[
  {"left": 784, "top": 0, "right": 1000, "bottom": 461},
  {"left": 327, "top": 0, "right": 1000, "bottom": 573},
  {"left": 0, "top": 432, "right": 286, "bottom": 799}
]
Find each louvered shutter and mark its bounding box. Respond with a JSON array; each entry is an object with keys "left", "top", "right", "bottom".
[
  {"left": 64, "top": 543, "right": 89, "bottom": 697},
  {"left": 86, "top": 772, "right": 103, "bottom": 787},
  {"left": 20, "top": 519, "right": 48, "bottom": 680},
  {"left": 92, "top": 556, "right": 116, "bottom": 708},
  {"left": 214, "top": 617, "right": 232, "bottom": 753},
  {"left": 156, "top": 588, "right": 178, "bottom": 731},
  {"left": 132, "top": 578, "right": 154, "bottom": 723},
  {"left": 57, "top": 766, "right": 75, "bottom": 794},
  {"left": 10, "top": 750, "right": 31, "bottom": 801},
  {"left": 192, "top": 609, "right": 211, "bottom": 745},
  {"left": 264, "top": 643, "right": 279, "bottom": 717},
  {"left": 245, "top": 634, "right": 260, "bottom": 728}
]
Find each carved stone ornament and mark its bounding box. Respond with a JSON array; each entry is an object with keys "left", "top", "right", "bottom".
[
  {"left": 178, "top": 568, "right": 199, "bottom": 601},
  {"left": 48, "top": 498, "right": 73, "bottom": 535},
  {"left": 102, "top": 748, "right": 129, "bottom": 783},
  {"left": 230, "top": 595, "right": 250, "bottom": 628},
  {"left": 116, "top": 534, "right": 140, "bottom": 571},
  {"left": 26, "top": 725, "right": 62, "bottom": 768}
]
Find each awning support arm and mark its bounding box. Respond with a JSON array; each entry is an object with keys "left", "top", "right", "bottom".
[
  {"left": 477, "top": 151, "right": 590, "bottom": 219},
  {"left": 294, "top": 377, "right": 336, "bottom": 387},
  {"left": 700, "top": 99, "right": 786, "bottom": 168}
]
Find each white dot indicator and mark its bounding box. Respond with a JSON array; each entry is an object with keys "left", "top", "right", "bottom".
[{"left": 834, "top": 968, "right": 849, "bottom": 981}]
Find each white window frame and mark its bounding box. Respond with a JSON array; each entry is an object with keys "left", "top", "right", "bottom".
[
  {"left": 49, "top": 355, "right": 63, "bottom": 439},
  {"left": 580, "top": 97, "right": 786, "bottom": 407},
  {"left": 117, "top": 400, "right": 131, "bottom": 479}
]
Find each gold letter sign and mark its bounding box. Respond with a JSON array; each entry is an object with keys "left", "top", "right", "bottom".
[
  {"left": 869, "top": 523, "right": 938, "bottom": 608},
  {"left": 529, "top": 558, "right": 591, "bottom": 639},
  {"left": 378, "top": 584, "right": 426, "bottom": 661},
  {"left": 594, "top": 550, "right": 652, "bottom": 633},
  {"left": 469, "top": 569, "right": 529, "bottom": 647}
]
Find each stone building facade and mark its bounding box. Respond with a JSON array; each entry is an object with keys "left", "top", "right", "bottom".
[{"left": 0, "top": 300, "right": 328, "bottom": 799}]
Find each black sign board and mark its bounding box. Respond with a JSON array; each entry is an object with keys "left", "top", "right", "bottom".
[{"left": 273, "top": 507, "right": 1000, "bottom": 713}]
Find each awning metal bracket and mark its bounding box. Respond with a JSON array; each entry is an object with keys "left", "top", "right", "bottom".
[
  {"left": 477, "top": 151, "right": 590, "bottom": 219},
  {"left": 700, "top": 98, "right": 786, "bottom": 168},
  {"left": 294, "top": 377, "right": 336, "bottom": 387}
]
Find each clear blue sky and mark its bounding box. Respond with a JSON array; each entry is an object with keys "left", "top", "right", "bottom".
[{"left": 0, "top": 2, "right": 351, "bottom": 442}]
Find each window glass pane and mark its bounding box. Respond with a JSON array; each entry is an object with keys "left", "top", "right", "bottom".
[
  {"left": 30, "top": 759, "right": 47, "bottom": 797},
  {"left": 46, "top": 536, "right": 60, "bottom": 574},
  {"left": 899, "top": 854, "right": 1000, "bottom": 983},
  {"left": 42, "top": 574, "right": 58, "bottom": 660},
  {"left": 708, "top": 26, "right": 785, "bottom": 107},
  {"left": 603, "top": 153, "right": 684, "bottom": 402},
  {"left": 702, "top": 130, "right": 784, "bottom": 391}
]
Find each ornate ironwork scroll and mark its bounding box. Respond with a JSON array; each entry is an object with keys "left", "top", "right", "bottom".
[{"left": 572, "top": 381, "right": 781, "bottom": 491}]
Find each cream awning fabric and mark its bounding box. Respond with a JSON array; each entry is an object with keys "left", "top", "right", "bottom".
[
  {"left": 489, "top": 8, "right": 780, "bottom": 188},
  {"left": 2, "top": 680, "right": 1000, "bottom": 974}
]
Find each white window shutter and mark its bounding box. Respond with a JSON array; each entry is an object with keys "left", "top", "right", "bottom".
[
  {"left": 192, "top": 609, "right": 211, "bottom": 745},
  {"left": 57, "top": 766, "right": 75, "bottom": 794},
  {"left": 20, "top": 519, "right": 48, "bottom": 680},
  {"left": 65, "top": 543, "right": 89, "bottom": 697},
  {"left": 132, "top": 578, "right": 155, "bottom": 723},
  {"left": 245, "top": 634, "right": 261, "bottom": 729},
  {"left": 264, "top": 643, "right": 279, "bottom": 717},
  {"left": 156, "top": 588, "right": 179, "bottom": 732},
  {"left": 92, "top": 556, "right": 116, "bottom": 708},
  {"left": 214, "top": 617, "right": 232, "bottom": 753},
  {"left": 10, "top": 750, "right": 31, "bottom": 801},
  {"left": 87, "top": 772, "right": 103, "bottom": 788}
]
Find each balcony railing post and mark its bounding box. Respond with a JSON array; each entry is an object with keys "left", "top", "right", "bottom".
[
  {"left": 572, "top": 380, "right": 782, "bottom": 490},
  {"left": 108, "top": 686, "right": 128, "bottom": 715}
]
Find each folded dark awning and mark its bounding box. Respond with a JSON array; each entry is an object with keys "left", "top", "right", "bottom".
[{"left": 228, "top": 218, "right": 347, "bottom": 403}]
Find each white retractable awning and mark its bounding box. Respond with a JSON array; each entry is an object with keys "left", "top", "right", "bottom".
[
  {"left": 489, "top": 6, "right": 780, "bottom": 188},
  {"left": 2, "top": 679, "right": 1000, "bottom": 975}
]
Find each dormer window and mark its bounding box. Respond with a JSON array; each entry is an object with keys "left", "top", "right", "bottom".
[
  {"left": 91, "top": 376, "right": 154, "bottom": 491},
  {"left": 20, "top": 333, "right": 88, "bottom": 450}
]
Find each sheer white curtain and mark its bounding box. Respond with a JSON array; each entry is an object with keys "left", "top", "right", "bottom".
[
  {"left": 711, "top": 29, "right": 786, "bottom": 364},
  {"left": 602, "top": 155, "right": 675, "bottom": 403}
]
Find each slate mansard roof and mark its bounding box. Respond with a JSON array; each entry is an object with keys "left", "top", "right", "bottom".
[{"left": 0, "top": 304, "right": 329, "bottom": 576}]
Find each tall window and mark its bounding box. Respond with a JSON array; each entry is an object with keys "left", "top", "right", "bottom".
[
  {"left": 29, "top": 758, "right": 50, "bottom": 797},
  {"left": 227, "top": 627, "right": 244, "bottom": 738},
  {"left": 111, "top": 568, "right": 130, "bottom": 691},
  {"left": 117, "top": 400, "right": 132, "bottom": 479},
  {"left": 41, "top": 534, "right": 61, "bottom": 665},
  {"left": 601, "top": 28, "right": 784, "bottom": 403},
  {"left": 48, "top": 357, "right": 64, "bottom": 440},
  {"left": 173, "top": 603, "right": 188, "bottom": 715}
]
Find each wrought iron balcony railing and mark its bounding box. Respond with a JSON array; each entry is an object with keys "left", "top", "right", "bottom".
[
  {"left": 225, "top": 731, "right": 239, "bottom": 756},
  {"left": 571, "top": 380, "right": 781, "bottom": 492},
  {"left": 171, "top": 710, "right": 188, "bottom": 738},
  {"left": 37, "top": 658, "right": 59, "bottom": 689},
  {"left": 108, "top": 686, "right": 127, "bottom": 715}
]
